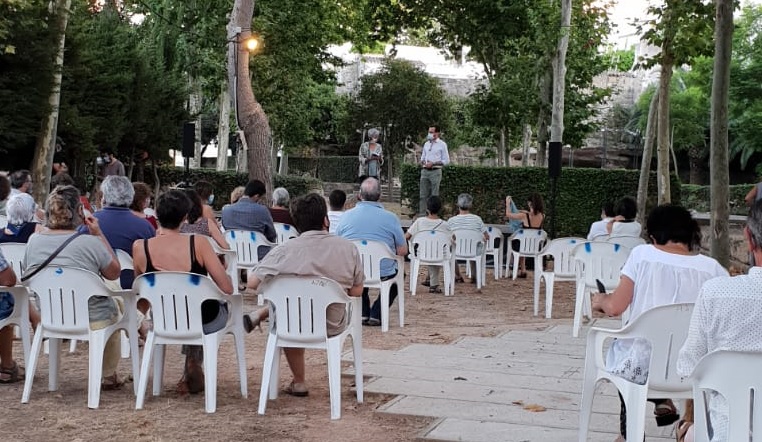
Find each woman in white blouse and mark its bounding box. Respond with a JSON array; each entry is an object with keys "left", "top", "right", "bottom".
[
  {"left": 606, "top": 196, "right": 642, "bottom": 237},
  {"left": 592, "top": 204, "right": 728, "bottom": 442}
]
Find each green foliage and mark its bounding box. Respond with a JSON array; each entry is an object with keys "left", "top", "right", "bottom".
[
  {"left": 289, "top": 156, "right": 358, "bottom": 183},
  {"left": 400, "top": 164, "right": 681, "bottom": 237},
  {"left": 681, "top": 184, "right": 750, "bottom": 215},
  {"left": 637, "top": 0, "right": 715, "bottom": 68},
  {"left": 601, "top": 47, "right": 636, "bottom": 72},
  {"left": 150, "top": 166, "right": 321, "bottom": 209}
]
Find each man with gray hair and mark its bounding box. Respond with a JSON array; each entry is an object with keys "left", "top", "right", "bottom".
[
  {"left": 337, "top": 177, "right": 407, "bottom": 326},
  {"left": 447, "top": 193, "right": 488, "bottom": 283},
  {"left": 676, "top": 199, "right": 762, "bottom": 441},
  {"left": 89, "top": 175, "right": 155, "bottom": 288},
  {"left": 269, "top": 187, "right": 294, "bottom": 225}
]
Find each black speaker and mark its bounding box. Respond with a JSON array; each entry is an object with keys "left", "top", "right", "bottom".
[
  {"left": 548, "top": 141, "right": 562, "bottom": 178},
  {"left": 182, "top": 122, "right": 195, "bottom": 158}
]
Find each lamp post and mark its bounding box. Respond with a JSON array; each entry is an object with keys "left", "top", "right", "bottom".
[{"left": 228, "top": 28, "right": 260, "bottom": 129}]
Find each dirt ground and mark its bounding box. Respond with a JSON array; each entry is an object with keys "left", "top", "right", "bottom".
[{"left": 2, "top": 264, "right": 579, "bottom": 442}]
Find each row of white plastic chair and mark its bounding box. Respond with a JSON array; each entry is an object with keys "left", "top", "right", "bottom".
[{"left": 578, "top": 303, "right": 762, "bottom": 442}]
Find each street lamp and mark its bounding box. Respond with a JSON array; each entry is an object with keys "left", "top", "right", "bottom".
[{"left": 228, "top": 28, "right": 261, "bottom": 129}]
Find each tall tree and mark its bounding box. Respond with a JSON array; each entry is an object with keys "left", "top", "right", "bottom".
[
  {"left": 550, "top": 0, "right": 572, "bottom": 149},
  {"left": 710, "top": 0, "right": 734, "bottom": 266}
]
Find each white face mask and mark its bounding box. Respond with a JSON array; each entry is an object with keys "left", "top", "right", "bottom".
[{"left": 426, "top": 133, "right": 434, "bottom": 141}]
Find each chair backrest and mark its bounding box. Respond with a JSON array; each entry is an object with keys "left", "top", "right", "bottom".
[
  {"left": 572, "top": 241, "right": 630, "bottom": 290},
  {"left": 410, "top": 230, "right": 453, "bottom": 264},
  {"left": 353, "top": 240, "right": 395, "bottom": 286},
  {"left": 0, "top": 242, "right": 26, "bottom": 277},
  {"left": 452, "top": 229, "right": 485, "bottom": 259},
  {"left": 620, "top": 303, "right": 694, "bottom": 392},
  {"left": 691, "top": 350, "right": 762, "bottom": 442},
  {"left": 510, "top": 228, "right": 547, "bottom": 254},
  {"left": 224, "top": 230, "right": 274, "bottom": 267},
  {"left": 133, "top": 271, "right": 225, "bottom": 339},
  {"left": 0, "top": 215, "right": 6, "bottom": 229},
  {"left": 259, "top": 275, "right": 350, "bottom": 345},
  {"left": 115, "top": 249, "right": 134, "bottom": 271},
  {"left": 542, "top": 237, "right": 586, "bottom": 277},
  {"left": 274, "top": 222, "right": 298, "bottom": 245},
  {"left": 23, "top": 266, "right": 110, "bottom": 334},
  {"left": 607, "top": 235, "right": 646, "bottom": 250},
  {"left": 485, "top": 226, "right": 502, "bottom": 252}
]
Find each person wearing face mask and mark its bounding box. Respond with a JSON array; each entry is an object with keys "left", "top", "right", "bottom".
[
  {"left": 358, "top": 128, "right": 384, "bottom": 179},
  {"left": 99, "top": 148, "right": 125, "bottom": 177},
  {"left": 193, "top": 180, "right": 217, "bottom": 223},
  {"left": 418, "top": 125, "right": 450, "bottom": 217}
]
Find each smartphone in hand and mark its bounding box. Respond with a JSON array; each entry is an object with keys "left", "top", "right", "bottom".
[{"left": 596, "top": 279, "right": 607, "bottom": 294}]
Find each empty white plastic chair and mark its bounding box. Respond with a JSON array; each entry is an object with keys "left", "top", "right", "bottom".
[
  {"left": 506, "top": 228, "right": 547, "bottom": 280},
  {"left": 257, "top": 276, "right": 363, "bottom": 420},
  {"left": 408, "top": 230, "right": 455, "bottom": 296},
  {"left": 133, "top": 271, "right": 247, "bottom": 413},
  {"left": 484, "top": 226, "right": 503, "bottom": 280},
  {"left": 452, "top": 229, "right": 487, "bottom": 289},
  {"left": 534, "top": 237, "right": 585, "bottom": 318},
  {"left": 690, "top": 350, "right": 762, "bottom": 442},
  {"left": 22, "top": 266, "right": 141, "bottom": 409},
  {"left": 353, "top": 240, "right": 404, "bottom": 332},
  {"left": 224, "top": 230, "right": 275, "bottom": 305},
  {"left": 571, "top": 241, "right": 630, "bottom": 338},
  {"left": 578, "top": 303, "right": 694, "bottom": 442},
  {"left": 273, "top": 222, "right": 298, "bottom": 245}
]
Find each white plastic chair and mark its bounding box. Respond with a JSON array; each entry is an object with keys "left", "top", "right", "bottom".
[
  {"left": 578, "top": 303, "right": 694, "bottom": 442},
  {"left": 534, "top": 237, "right": 585, "bottom": 318},
  {"left": 607, "top": 235, "right": 647, "bottom": 251},
  {"left": 0, "top": 285, "right": 32, "bottom": 364},
  {"left": 690, "top": 350, "right": 762, "bottom": 442},
  {"left": 21, "top": 266, "right": 141, "bottom": 409},
  {"left": 506, "top": 228, "right": 547, "bottom": 280},
  {"left": 115, "top": 249, "right": 136, "bottom": 359},
  {"left": 273, "top": 222, "right": 298, "bottom": 245},
  {"left": 484, "top": 226, "right": 503, "bottom": 280},
  {"left": 133, "top": 271, "right": 247, "bottom": 413},
  {"left": 0, "top": 242, "right": 26, "bottom": 276},
  {"left": 353, "top": 240, "right": 404, "bottom": 332},
  {"left": 452, "top": 229, "right": 486, "bottom": 289},
  {"left": 408, "top": 230, "right": 455, "bottom": 296},
  {"left": 571, "top": 241, "right": 631, "bottom": 338},
  {"left": 257, "top": 276, "right": 363, "bottom": 420},
  {"left": 182, "top": 234, "right": 239, "bottom": 295},
  {"left": 224, "top": 230, "right": 275, "bottom": 305},
  {"left": 0, "top": 215, "right": 7, "bottom": 229}
]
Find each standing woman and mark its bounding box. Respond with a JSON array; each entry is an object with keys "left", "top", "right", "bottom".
[{"left": 358, "top": 128, "right": 383, "bottom": 179}]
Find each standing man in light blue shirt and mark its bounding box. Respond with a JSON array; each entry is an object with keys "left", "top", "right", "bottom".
[
  {"left": 419, "top": 125, "right": 450, "bottom": 216},
  {"left": 336, "top": 177, "right": 407, "bottom": 326}
]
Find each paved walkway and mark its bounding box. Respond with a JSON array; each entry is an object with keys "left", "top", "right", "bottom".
[{"left": 354, "top": 319, "right": 676, "bottom": 441}]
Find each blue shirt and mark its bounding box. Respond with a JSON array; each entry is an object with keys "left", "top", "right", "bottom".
[
  {"left": 336, "top": 201, "right": 405, "bottom": 277},
  {"left": 221, "top": 198, "right": 277, "bottom": 243}
]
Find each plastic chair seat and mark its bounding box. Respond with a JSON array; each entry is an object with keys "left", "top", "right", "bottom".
[
  {"left": 408, "top": 231, "right": 455, "bottom": 296},
  {"left": 452, "top": 229, "right": 487, "bottom": 289},
  {"left": 353, "top": 240, "right": 404, "bottom": 332},
  {"left": 506, "top": 228, "right": 547, "bottom": 280},
  {"left": 273, "top": 222, "right": 298, "bottom": 245},
  {"left": 225, "top": 229, "right": 275, "bottom": 305},
  {"left": 535, "top": 237, "right": 585, "bottom": 318}
]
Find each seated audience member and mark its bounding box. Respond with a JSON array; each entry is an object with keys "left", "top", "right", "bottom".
[
  {"left": 675, "top": 200, "right": 762, "bottom": 442},
  {"left": 229, "top": 186, "right": 245, "bottom": 205},
  {"left": 10, "top": 169, "right": 44, "bottom": 220},
  {"left": 337, "top": 177, "right": 406, "bottom": 326},
  {"left": 24, "top": 185, "right": 124, "bottom": 389},
  {"left": 50, "top": 172, "right": 93, "bottom": 214},
  {"left": 131, "top": 182, "right": 158, "bottom": 229},
  {"left": 193, "top": 180, "right": 216, "bottom": 222},
  {"left": 587, "top": 201, "right": 615, "bottom": 241},
  {"left": 448, "top": 193, "right": 489, "bottom": 282},
  {"left": 607, "top": 196, "right": 641, "bottom": 237},
  {"left": 0, "top": 174, "right": 10, "bottom": 217},
  {"left": 132, "top": 190, "right": 234, "bottom": 395},
  {"left": 591, "top": 204, "right": 728, "bottom": 442},
  {"left": 0, "top": 193, "right": 42, "bottom": 243},
  {"left": 221, "top": 179, "right": 277, "bottom": 259},
  {"left": 327, "top": 189, "right": 347, "bottom": 234},
  {"left": 505, "top": 193, "right": 546, "bottom": 278},
  {"left": 405, "top": 196, "right": 452, "bottom": 293},
  {"left": 246, "top": 193, "right": 363, "bottom": 395},
  {"left": 0, "top": 249, "right": 22, "bottom": 383},
  {"left": 269, "top": 187, "right": 294, "bottom": 225},
  {"left": 180, "top": 189, "right": 228, "bottom": 249},
  {"left": 89, "top": 176, "right": 155, "bottom": 288}
]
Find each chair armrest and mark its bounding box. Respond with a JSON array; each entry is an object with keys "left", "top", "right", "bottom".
[{"left": 586, "top": 322, "right": 645, "bottom": 368}]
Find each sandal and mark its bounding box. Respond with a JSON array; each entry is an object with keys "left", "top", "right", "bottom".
[
  {"left": 654, "top": 399, "right": 680, "bottom": 427},
  {"left": 0, "top": 361, "right": 24, "bottom": 384},
  {"left": 283, "top": 381, "right": 309, "bottom": 397},
  {"left": 676, "top": 420, "right": 693, "bottom": 442},
  {"left": 243, "top": 312, "right": 263, "bottom": 334},
  {"left": 101, "top": 374, "right": 124, "bottom": 391},
  {"left": 429, "top": 285, "right": 442, "bottom": 294}
]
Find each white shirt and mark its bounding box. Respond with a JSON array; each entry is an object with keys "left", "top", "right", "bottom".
[
  {"left": 587, "top": 217, "right": 612, "bottom": 240},
  {"left": 610, "top": 220, "right": 642, "bottom": 237},
  {"left": 605, "top": 245, "right": 728, "bottom": 385},
  {"left": 327, "top": 210, "right": 343, "bottom": 234},
  {"left": 677, "top": 268, "right": 762, "bottom": 441},
  {"left": 420, "top": 138, "right": 450, "bottom": 167}
]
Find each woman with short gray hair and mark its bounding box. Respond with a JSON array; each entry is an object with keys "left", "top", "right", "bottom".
[
  {"left": 0, "top": 193, "right": 41, "bottom": 243},
  {"left": 100, "top": 176, "right": 135, "bottom": 208},
  {"left": 269, "top": 187, "right": 294, "bottom": 225},
  {"left": 358, "top": 128, "right": 383, "bottom": 178}
]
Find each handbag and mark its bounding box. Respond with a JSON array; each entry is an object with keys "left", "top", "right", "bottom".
[{"left": 21, "top": 232, "right": 84, "bottom": 282}]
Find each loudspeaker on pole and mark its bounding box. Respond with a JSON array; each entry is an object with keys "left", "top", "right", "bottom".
[
  {"left": 548, "top": 141, "right": 562, "bottom": 178},
  {"left": 182, "top": 122, "right": 195, "bottom": 158}
]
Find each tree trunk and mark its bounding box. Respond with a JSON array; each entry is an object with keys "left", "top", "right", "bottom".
[
  {"left": 536, "top": 69, "right": 552, "bottom": 167},
  {"left": 710, "top": 0, "right": 733, "bottom": 266},
  {"left": 216, "top": 83, "right": 231, "bottom": 171},
  {"left": 636, "top": 91, "right": 659, "bottom": 226},
  {"left": 521, "top": 124, "right": 532, "bottom": 166},
  {"left": 31, "top": 0, "right": 71, "bottom": 205},
  {"left": 549, "top": 0, "right": 572, "bottom": 146},
  {"left": 228, "top": 0, "right": 273, "bottom": 198},
  {"left": 688, "top": 145, "right": 704, "bottom": 184},
  {"left": 656, "top": 58, "right": 674, "bottom": 204},
  {"left": 188, "top": 74, "right": 202, "bottom": 169},
  {"left": 499, "top": 127, "right": 506, "bottom": 166}
]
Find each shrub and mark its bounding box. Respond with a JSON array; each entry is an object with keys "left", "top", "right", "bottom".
[
  {"left": 289, "top": 156, "right": 359, "bottom": 183},
  {"left": 681, "top": 184, "right": 750, "bottom": 216}
]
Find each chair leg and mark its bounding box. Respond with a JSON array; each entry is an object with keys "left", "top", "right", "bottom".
[
  {"left": 136, "top": 332, "right": 155, "bottom": 410},
  {"left": 545, "top": 274, "right": 555, "bottom": 319},
  {"left": 624, "top": 388, "right": 648, "bottom": 442},
  {"left": 234, "top": 329, "right": 248, "bottom": 398},
  {"left": 511, "top": 252, "right": 519, "bottom": 280},
  {"left": 532, "top": 269, "right": 541, "bottom": 316},
  {"left": 326, "top": 340, "right": 342, "bottom": 420},
  {"left": 397, "top": 279, "right": 404, "bottom": 328},
  {"left": 577, "top": 375, "right": 598, "bottom": 442},
  {"left": 351, "top": 334, "right": 363, "bottom": 404},
  {"left": 258, "top": 336, "right": 278, "bottom": 415},
  {"left": 69, "top": 339, "right": 77, "bottom": 353},
  {"left": 152, "top": 344, "right": 165, "bottom": 396},
  {"left": 21, "top": 327, "right": 45, "bottom": 404},
  {"left": 88, "top": 332, "right": 107, "bottom": 409},
  {"left": 128, "top": 327, "right": 141, "bottom": 396},
  {"left": 380, "top": 286, "right": 389, "bottom": 333},
  {"left": 49, "top": 338, "right": 61, "bottom": 392},
  {"left": 572, "top": 282, "right": 585, "bottom": 338},
  {"left": 202, "top": 336, "right": 220, "bottom": 413},
  {"left": 409, "top": 261, "right": 419, "bottom": 297},
  {"left": 120, "top": 331, "right": 130, "bottom": 359}
]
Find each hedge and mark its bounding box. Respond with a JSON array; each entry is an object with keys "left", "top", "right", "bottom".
[
  {"left": 289, "top": 156, "right": 359, "bottom": 183},
  {"left": 400, "top": 164, "right": 681, "bottom": 238},
  {"left": 149, "top": 166, "right": 321, "bottom": 210},
  {"left": 681, "top": 184, "right": 751, "bottom": 216}
]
